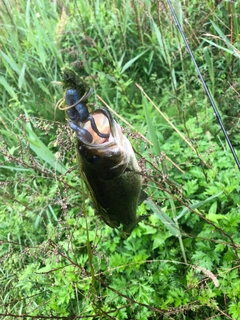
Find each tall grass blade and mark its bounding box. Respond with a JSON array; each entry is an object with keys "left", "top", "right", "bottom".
[
  {"left": 137, "top": 84, "right": 199, "bottom": 154},
  {"left": 24, "top": 121, "right": 68, "bottom": 176},
  {"left": 121, "top": 50, "right": 148, "bottom": 74},
  {"left": 146, "top": 199, "right": 180, "bottom": 237},
  {"left": 232, "top": 4, "right": 239, "bottom": 40},
  {"left": 0, "top": 166, "right": 33, "bottom": 172},
  {"left": 0, "top": 50, "right": 20, "bottom": 74},
  {"left": 151, "top": 20, "right": 168, "bottom": 64},
  {"left": 203, "top": 47, "right": 214, "bottom": 94},
  {"left": 202, "top": 39, "right": 240, "bottom": 58},
  {"left": 18, "top": 63, "right": 26, "bottom": 90},
  {"left": 0, "top": 76, "right": 18, "bottom": 101},
  {"left": 25, "top": 0, "right": 31, "bottom": 28},
  {"left": 175, "top": 192, "right": 223, "bottom": 221},
  {"left": 210, "top": 20, "right": 233, "bottom": 46},
  {"left": 143, "top": 96, "right": 161, "bottom": 155}
]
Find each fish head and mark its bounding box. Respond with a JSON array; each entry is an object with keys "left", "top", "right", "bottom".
[{"left": 76, "top": 109, "right": 131, "bottom": 180}]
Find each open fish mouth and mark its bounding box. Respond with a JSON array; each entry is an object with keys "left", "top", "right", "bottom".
[
  {"left": 82, "top": 110, "right": 112, "bottom": 145},
  {"left": 78, "top": 108, "right": 124, "bottom": 150}
]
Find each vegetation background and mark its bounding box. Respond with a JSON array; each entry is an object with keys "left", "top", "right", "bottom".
[{"left": 0, "top": 0, "right": 240, "bottom": 319}]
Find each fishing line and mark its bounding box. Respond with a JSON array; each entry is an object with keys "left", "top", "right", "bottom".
[{"left": 166, "top": 0, "right": 240, "bottom": 171}]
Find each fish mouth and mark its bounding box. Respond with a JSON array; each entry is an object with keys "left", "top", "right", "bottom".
[
  {"left": 82, "top": 110, "right": 112, "bottom": 145},
  {"left": 77, "top": 109, "right": 128, "bottom": 179},
  {"left": 80, "top": 109, "right": 122, "bottom": 148}
]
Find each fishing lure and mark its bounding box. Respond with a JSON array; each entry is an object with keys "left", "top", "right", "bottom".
[{"left": 59, "top": 68, "right": 110, "bottom": 143}]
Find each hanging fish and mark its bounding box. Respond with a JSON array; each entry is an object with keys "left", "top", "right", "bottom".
[{"left": 60, "top": 68, "right": 148, "bottom": 236}]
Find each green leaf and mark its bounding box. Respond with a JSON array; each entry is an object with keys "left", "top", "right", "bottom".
[
  {"left": 143, "top": 97, "right": 160, "bottom": 155},
  {"left": 176, "top": 192, "right": 223, "bottom": 221},
  {"left": 208, "top": 201, "right": 217, "bottom": 215},
  {"left": 210, "top": 20, "right": 231, "bottom": 46},
  {"left": 151, "top": 20, "right": 167, "bottom": 63},
  {"left": 24, "top": 120, "right": 70, "bottom": 176},
  {"left": 206, "top": 213, "right": 226, "bottom": 224},
  {"left": 183, "top": 179, "right": 199, "bottom": 196},
  {"left": 18, "top": 63, "right": 26, "bottom": 90},
  {"left": 0, "top": 50, "right": 20, "bottom": 74},
  {"left": 0, "top": 165, "right": 33, "bottom": 172},
  {"left": 203, "top": 46, "right": 214, "bottom": 87},
  {"left": 202, "top": 39, "right": 240, "bottom": 58},
  {"left": 146, "top": 199, "right": 179, "bottom": 237},
  {"left": 152, "top": 232, "right": 171, "bottom": 250},
  {"left": 121, "top": 49, "right": 148, "bottom": 74},
  {"left": 25, "top": 0, "right": 31, "bottom": 28},
  {"left": 0, "top": 76, "right": 18, "bottom": 101},
  {"left": 36, "top": 265, "right": 56, "bottom": 273}
]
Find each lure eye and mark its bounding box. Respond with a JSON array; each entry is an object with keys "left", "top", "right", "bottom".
[{"left": 88, "top": 155, "right": 100, "bottom": 164}]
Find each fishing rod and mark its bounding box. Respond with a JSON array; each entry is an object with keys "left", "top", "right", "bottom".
[{"left": 166, "top": 0, "right": 240, "bottom": 171}]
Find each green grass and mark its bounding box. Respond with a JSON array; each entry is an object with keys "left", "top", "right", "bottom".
[{"left": 0, "top": 0, "right": 240, "bottom": 319}]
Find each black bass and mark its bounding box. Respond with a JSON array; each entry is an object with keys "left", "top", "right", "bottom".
[{"left": 61, "top": 69, "right": 147, "bottom": 235}]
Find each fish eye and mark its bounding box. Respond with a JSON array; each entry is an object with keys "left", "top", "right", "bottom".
[{"left": 88, "top": 155, "right": 100, "bottom": 164}]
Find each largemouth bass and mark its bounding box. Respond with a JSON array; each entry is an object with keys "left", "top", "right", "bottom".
[
  {"left": 77, "top": 109, "right": 148, "bottom": 235},
  {"left": 61, "top": 69, "right": 147, "bottom": 235}
]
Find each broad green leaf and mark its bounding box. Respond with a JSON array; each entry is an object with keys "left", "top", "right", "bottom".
[
  {"left": 36, "top": 264, "right": 58, "bottom": 274},
  {"left": 206, "top": 213, "right": 226, "bottom": 224},
  {"left": 208, "top": 201, "right": 217, "bottom": 215}
]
